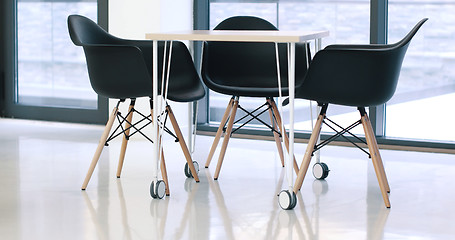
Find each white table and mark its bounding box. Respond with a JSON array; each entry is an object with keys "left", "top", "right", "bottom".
[{"left": 145, "top": 29, "right": 329, "bottom": 209}]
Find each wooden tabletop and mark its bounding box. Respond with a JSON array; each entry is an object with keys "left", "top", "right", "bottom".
[{"left": 145, "top": 30, "right": 329, "bottom": 43}]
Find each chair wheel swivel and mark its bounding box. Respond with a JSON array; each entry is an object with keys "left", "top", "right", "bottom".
[
  {"left": 278, "top": 190, "right": 297, "bottom": 210},
  {"left": 150, "top": 180, "right": 166, "bottom": 199},
  {"left": 184, "top": 161, "right": 199, "bottom": 178},
  {"left": 312, "top": 162, "right": 329, "bottom": 180}
]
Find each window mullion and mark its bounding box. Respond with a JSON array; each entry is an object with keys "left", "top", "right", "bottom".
[{"left": 369, "top": 0, "right": 388, "bottom": 137}]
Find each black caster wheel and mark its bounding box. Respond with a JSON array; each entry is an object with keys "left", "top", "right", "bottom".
[
  {"left": 312, "top": 162, "right": 329, "bottom": 180},
  {"left": 278, "top": 190, "right": 297, "bottom": 210},
  {"left": 150, "top": 180, "right": 166, "bottom": 199},
  {"left": 184, "top": 161, "right": 199, "bottom": 178}
]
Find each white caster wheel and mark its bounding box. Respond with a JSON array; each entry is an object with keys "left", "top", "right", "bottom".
[
  {"left": 312, "top": 179, "right": 329, "bottom": 195},
  {"left": 278, "top": 190, "right": 297, "bottom": 210},
  {"left": 184, "top": 161, "right": 199, "bottom": 178},
  {"left": 312, "top": 162, "right": 329, "bottom": 180},
  {"left": 150, "top": 180, "right": 166, "bottom": 199},
  {"left": 184, "top": 178, "right": 196, "bottom": 192}
]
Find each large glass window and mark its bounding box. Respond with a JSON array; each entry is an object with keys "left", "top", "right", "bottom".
[
  {"left": 17, "top": 0, "right": 97, "bottom": 109},
  {"left": 386, "top": 1, "right": 455, "bottom": 142},
  {"left": 202, "top": 0, "right": 455, "bottom": 146},
  {"left": 208, "top": 0, "right": 370, "bottom": 135}
]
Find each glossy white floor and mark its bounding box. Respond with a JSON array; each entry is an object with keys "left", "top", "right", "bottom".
[{"left": 1, "top": 118, "right": 454, "bottom": 240}]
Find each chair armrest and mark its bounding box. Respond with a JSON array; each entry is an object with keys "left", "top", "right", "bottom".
[{"left": 324, "top": 44, "right": 390, "bottom": 51}]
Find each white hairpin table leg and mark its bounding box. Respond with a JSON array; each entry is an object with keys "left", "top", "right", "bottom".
[
  {"left": 150, "top": 40, "right": 166, "bottom": 199},
  {"left": 278, "top": 42, "right": 297, "bottom": 210}
]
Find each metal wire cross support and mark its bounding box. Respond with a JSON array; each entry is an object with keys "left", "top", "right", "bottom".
[
  {"left": 227, "top": 97, "right": 282, "bottom": 137},
  {"left": 312, "top": 104, "right": 370, "bottom": 158},
  {"left": 104, "top": 99, "right": 179, "bottom": 146}
]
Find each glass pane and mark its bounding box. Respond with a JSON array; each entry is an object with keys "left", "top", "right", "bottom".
[
  {"left": 386, "top": 1, "right": 455, "bottom": 142},
  {"left": 209, "top": 2, "right": 278, "bottom": 127},
  {"left": 208, "top": 1, "right": 370, "bottom": 135},
  {"left": 17, "top": 0, "right": 98, "bottom": 109},
  {"left": 279, "top": 1, "right": 369, "bottom": 135}
]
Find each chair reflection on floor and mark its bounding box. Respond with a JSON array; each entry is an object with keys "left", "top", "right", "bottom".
[
  {"left": 143, "top": 168, "right": 230, "bottom": 240},
  {"left": 82, "top": 179, "right": 171, "bottom": 240},
  {"left": 270, "top": 170, "right": 315, "bottom": 239}
]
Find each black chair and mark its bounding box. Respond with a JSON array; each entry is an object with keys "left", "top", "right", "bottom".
[
  {"left": 68, "top": 14, "right": 205, "bottom": 197},
  {"left": 201, "top": 16, "right": 311, "bottom": 180},
  {"left": 287, "top": 18, "right": 428, "bottom": 209}
]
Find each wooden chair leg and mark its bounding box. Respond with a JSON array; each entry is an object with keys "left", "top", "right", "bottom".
[
  {"left": 116, "top": 101, "right": 135, "bottom": 178},
  {"left": 166, "top": 105, "right": 200, "bottom": 182},
  {"left": 364, "top": 114, "right": 390, "bottom": 193},
  {"left": 205, "top": 97, "right": 234, "bottom": 168},
  {"left": 267, "top": 101, "right": 285, "bottom": 167},
  {"left": 82, "top": 107, "right": 118, "bottom": 190},
  {"left": 268, "top": 99, "right": 299, "bottom": 174},
  {"left": 293, "top": 111, "right": 325, "bottom": 193},
  {"left": 214, "top": 98, "right": 239, "bottom": 180},
  {"left": 361, "top": 112, "right": 391, "bottom": 208},
  {"left": 160, "top": 149, "right": 170, "bottom": 196}
]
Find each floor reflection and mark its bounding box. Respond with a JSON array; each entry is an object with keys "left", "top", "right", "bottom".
[
  {"left": 81, "top": 164, "right": 392, "bottom": 240},
  {"left": 3, "top": 119, "right": 454, "bottom": 239}
]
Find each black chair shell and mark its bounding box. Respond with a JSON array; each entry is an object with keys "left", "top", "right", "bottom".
[
  {"left": 201, "top": 16, "right": 310, "bottom": 98},
  {"left": 296, "top": 18, "right": 428, "bottom": 107},
  {"left": 68, "top": 14, "right": 205, "bottom": 102}
]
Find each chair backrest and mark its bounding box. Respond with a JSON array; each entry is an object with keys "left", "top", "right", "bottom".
[
  {"left": 67, "top": 15, "right": 204, "bottom": 101},
  {"left": 297, "top": 18, "right": 428, "bottom": 107},
  {"left": 68, "top": 15, "right": 153, "bottom": 99},
  {"left": 68, "top": 15, "right": 120, "bottom": 46},
  {"left": 391, "top": 18, "right": 428, "bottom": 50},
  {"left": 201, "top": 16, "right": 309, "bottom": 97},
  {"left": 214, "top": 16, "right": 277, "bottom": 31}
]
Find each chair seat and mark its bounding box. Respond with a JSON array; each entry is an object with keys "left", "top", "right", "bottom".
[
  {"left": 167, "top": 82, "right": 206, "bottom": 102},
  {"left": 204, "top": 75, "right": 304, "bottom": 97},
  {"left": 207, "top": 84, "right": 291, "bottom": 98}
]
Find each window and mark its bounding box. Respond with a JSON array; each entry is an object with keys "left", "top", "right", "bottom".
[
  {"left": 3, "top": 0, "right": 107, "bottom": 124},
  {"left": 196, "top": 0, "right": 455, "bottom": 148},
  {"left": 17, "top": 0, "right": 98, "bottom": 109},
  {"left": 386, "top": 1, "right": 455, "bottom": 142}
]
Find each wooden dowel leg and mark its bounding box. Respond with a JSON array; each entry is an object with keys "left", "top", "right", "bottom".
[
  {"left": 205, "top": 98, "right": 234, "bottom": 168},
  {"left": 214, "top": 98, "right": 239, "bottom": 180},
  {"left": 293, "top": 112, "right": 324, "bottom": 193},
  {"left": 364, "top": 114, "right": 390, "bottom": 193},
  {"left": 160, "top": 148, "right": 170, "bottom": 196},
  {"left": 82, "top": 107, "right": 118, "bottom": 190},
  {"left": 116, "top": 101, "right": 135, "bottom": 178},
  {"left": 267, "top": 101, "right": 285, "bottom": 167},
  {"left": 361, "top": 114, "right": 391, "bottom": 208},
  {"left": 166, "top": 105, "right": 200, "bottom": 182},
  {"left": 268, "top": 99, "right": 299, "bottom": 174}
]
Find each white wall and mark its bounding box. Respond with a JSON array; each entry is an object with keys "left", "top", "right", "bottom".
[
  {"left": 109, "top": 0, "right": 193, "bottom": 39},
  {"left": 108, "top": 0, "right": 194, "bottom": 139}
]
